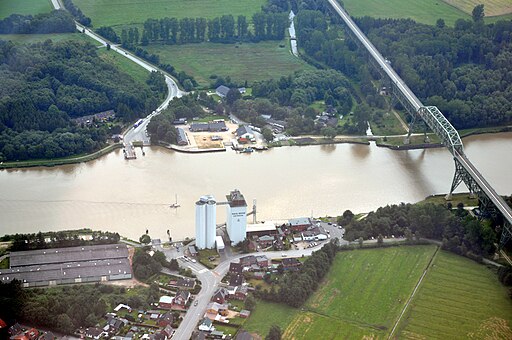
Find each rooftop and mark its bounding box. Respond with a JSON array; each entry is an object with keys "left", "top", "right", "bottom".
[
  {"left": 247, "top": 221, "right": 277, "bottom": 233},
  {"left": 226, "top": 189, "right": 247, "bottom": 207}
]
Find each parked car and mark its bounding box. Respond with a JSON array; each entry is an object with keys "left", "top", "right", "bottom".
[{"left": 194, "top": 300, "right": 199, "bottom": 306}]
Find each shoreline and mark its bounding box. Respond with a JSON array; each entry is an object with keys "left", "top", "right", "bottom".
[{"left": 1, "top": 127, "right": 510, "bottom": 169}]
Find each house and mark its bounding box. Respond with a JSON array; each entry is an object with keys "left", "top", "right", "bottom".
[
  {"left": 236, "top": 125, "right": 254, "bottom": 143},
  {"left": 239, "top": 255, "right": 257, "bottom": 267},
  {"left": 190, "top": 123, "right": 209, "bottom": 132},
  {"left": 211, "top": 287, "right": 228, "bottom": 304},
  {"left": 238, "top": 87, "right": 246, "bottom": 94},
  {"left": 39, "top": 332, "right": 55, "bottom": 340},
  {"left": 206, "top": 302, "right": 229, "bottom": 316},
  {"left": 229, "top": 262, "right": 243, "bottom": 274},
  {"left": 86, "top": 328, "right": 103, "bottom": 340},
  {"left": 236, "top": 331, "right": 255, "bottom": 340},
  {"left": 161, "top": 325, "right": 174, "bottom": 339},
  {"left": 253, "top": 272, "right": 265, "bottom": 280},
  {"left": 172, "top": 117, "right": 187, "bottom": 125},
  {"left": 282, "top": 257, "right": 301, "bottom": 271},
  {"left": 256, "top": 255, "right": 269, "bottom": 268},
  {"left": 25, "top": 329, "right": 39, "bottom": 340},
  {"left": 174, "top": 290, "right": 191, "bottom": 307},
  {"left": 229, "top": 273, "right": 244, "bottom": 286},
  {"left": 8, "top": 324, "right": 23, "bottom": 337},
  {"left": 198, "top": 318, "right": 215, "bottom": 332},
  {"left": 159, "top": 295, "right": 173, "bottom": 309},
  {"left": 239, "top": 310, "right": 251, "bottom": 318},
  {"left": 257, "top": 235, "right": 274, "bottom": 248},
  {"left": 234, "top": 285, "right": 249, "bottom": 300},
  {"left": 288, "top": 217, "right": 311, "bottom": 232},
  {"left": 301, "top": 230, "right": 316, "bottom": 242},
  {"left": 177, "top": 277, "right": 196, "bottom": 290},
  {"left": 215, "top": 85, "right": 230, "bottom": 98},
  {"left": 176, "top": 127, "right": 188, "bottom": 146},
  {"left": 210, "top": 330, "right": 226, "bottom": 339},
  {"left": 158, "top": 312, "right": 174, "bottom": 327},
  {"left": 114, "top": 304, "right": 132, "bottom": 312},
  {"left": 208, "top": 121, "right": 228, "bottom": 132}
]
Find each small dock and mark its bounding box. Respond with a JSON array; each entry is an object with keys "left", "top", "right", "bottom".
[{"left": 123, "top": 144, "right": 137, "bottom": 159}]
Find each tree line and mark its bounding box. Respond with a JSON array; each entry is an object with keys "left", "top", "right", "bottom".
[
  {"left": 0, "top": 40, "right": 164, "bottom": 162},
  {"left": 1, "top": 230, "right": 120, "bottom": 252},
  {"left": 0, "top": 10, "right": 76, "bottom": 34},
  {"left": 62, "top": 0, "right": 91, "bottom": 26}
]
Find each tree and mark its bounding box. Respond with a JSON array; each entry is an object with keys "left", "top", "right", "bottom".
[
  {"left": 436, "top": 19, "right": 445, "bottom": 29},
  {"left": 377, "top": 234, "right": 384, "bottom": 246},
  {"left": 266, "top": 325, "right": 282, "bottom": 340},
  {"left": 56, "top": 313, "right": 75, "bottom": 334},
  {"left": 139, "top": 234, "right": 151, "bottom": 245},
  {"left": 321, "top": 126, "right": 337, "bottom": 139},
  {"left": 472, "top": 4, "right": 485, "bottom": 22},
  {"left": 226, "top": 88, "right": 242, "bottom": 106},
  {"left": 262, "top": 127, "right": 274, "bottom": 142},
  {"left": 244, "top": 295, "right": 256, "bottom": 311}
]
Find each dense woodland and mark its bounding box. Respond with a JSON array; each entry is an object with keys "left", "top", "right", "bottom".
[
  {"left": 295, "top": 5, "right": 512, "bottom": 129},
  {"left": 0, "top": 40, "right": 165, "bottom": 162},
  {"left": 0, "top": 10, "right": 75, "bottom": 34}
]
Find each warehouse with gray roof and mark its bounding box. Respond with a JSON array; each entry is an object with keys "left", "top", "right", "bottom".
[{"left": 2, "top": 244, "right": 132, "bottom": 287}]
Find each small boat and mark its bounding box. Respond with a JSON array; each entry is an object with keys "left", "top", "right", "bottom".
[
  {"left": 240, "top": 147, "right": 254, "bottom": 153},
  {"left": 170, "top": 194, "right": 180, "bottom": 208}
]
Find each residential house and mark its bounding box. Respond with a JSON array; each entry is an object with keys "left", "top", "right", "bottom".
[
  {"left": 25, "top": 329, "right": 39, "bottom": 340},
  {"left": 176, "top": 128, "right": 188, "bottom": 146},
  {"left": 177, "top": 277, "right": 196, "bottom": 290},
  {"left": 158, "top": 312, "right": 174, "bottom": 327},
  {"left": 234, "top": 285, "right": 248, "bottom": 300},
  {"left": 256, "top": 255, "right": 269, "bottom": 268},
  {"left": 174, "top": 290, "right": 191, "bottom": 307},
  {"left": 257, "top": 235, "right": 274, "bottom": 248},
  {"left": 211, "top": 287, "right": 228, "bottom": 304},
  {"left": 210, "top": 330, "right": 226, "bottom": 339},
  {"left": 198, "top": 318, "right": 215, "bottom": 332},
  {"left": 239, "top": 255, "right": 257, "bottom": 267},
  {"left": 229, "top": 262, "right": 243, "bottom": 274},
  {"left": 206, "top": 302, "right": 229, "bottom": 316},
  {"left": 288, "top": 217, "right": 311, "bottom": 232},
  {"left": 161, "top": 325, "right": 174, "bottom": 339},
  {"left": 282, "top": 257, "right": 301, "bottom": 271},
  {"left": 159, "top": 295, "right": 173, "bottom": 309},
  {"left": 229, "top": 273, "right": 244, "bottom": 286},
  {"left": 236, "top": 125, "right": 254, "bottom": 143},
  {"left": 85, "top": 328, "right": 103, "bottom": 340},
  {"left": 215, "top": 85, "right": 230, "bottom": 98}
]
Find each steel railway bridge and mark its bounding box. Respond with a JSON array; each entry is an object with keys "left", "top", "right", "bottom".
[{"left": 327, "top": 0, "right": 512, "bottom": 247}]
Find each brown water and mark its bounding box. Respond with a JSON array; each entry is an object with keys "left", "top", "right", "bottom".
[{"left": 1, "top": 133, "right": 510, "bottom": 241}]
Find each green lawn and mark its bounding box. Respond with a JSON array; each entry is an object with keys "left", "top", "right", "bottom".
[
  {"left": 370, "top": 111, "right": 407, "bottom": 136},
  {"left": 143, "top": 41, "right": 313, "bottom": 87},
  {"left": 74, "top": 0, "right": 266, "bottom": 28},
  {"left": 304, "top": 246, "right": 437, "bottom": 332},
  {"left": 397, "top": 251, "right": 512, "bottom": 339},
  {"left": 0, "top": 32, "right": 94, "bottom": 45},
  {"left": 243, "top": 300, "right": 299, "bottom": 337},
  {"left": 0, "top": 0, "right": 52, "bottom": 18}
]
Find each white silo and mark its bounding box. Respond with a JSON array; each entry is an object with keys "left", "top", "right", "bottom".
[
  {"left": 195, "top": 196, "right": 207, "bottom": 249},
  {"left": 205, "top": 196, "right": 217, "bottom": 249}
]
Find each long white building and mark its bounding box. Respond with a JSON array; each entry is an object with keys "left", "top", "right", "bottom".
[
  {"left": 226, "top": 189, "right": 247, "bottom": 245},
  {"left": 195, "top": 195, "right": 217, "bottom": 249}
]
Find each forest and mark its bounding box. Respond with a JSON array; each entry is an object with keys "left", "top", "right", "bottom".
[
  {"left": 0, "top": 10, "right": 75, "bottom": 34},
  {"left": 0, "top": 40, "right": 165, "bottom": 162},
  {"left": 295, "top": 5, "right": 512, "bottom": 129}
]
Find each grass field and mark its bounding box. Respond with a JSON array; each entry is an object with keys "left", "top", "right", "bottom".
[
  {"left": 74, "top": 0, "right": 266, "bottom": 28},
  {"left": 243, "top": 300, "right": 299, "bottom": 337},
  {"left": 0, "top": 32, "right": 93, "bottom": 44},
  {"left": 143, "top": 41, "right": 313, "bottom": 87},
  {"left": 97, "top": 48, "right": 152, "bottom": 86},
  {"left": 0, "top": 0, "right": 52, "bottom": 19},
  {"left": 340, "top": 0, "right": 512, "bottom": 26},
  {"left": 442, "top": 0, "right": 512, "bottom": 17},
  {"left": 397, "top": 251, "right": 512, "bottom": 339},
  {"left": 301, "top": 246, "right": 437, "bottom": 335}
]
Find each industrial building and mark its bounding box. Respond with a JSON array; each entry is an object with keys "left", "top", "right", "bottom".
[
  {"left": 195, "top": 195, "right": 217, "bottom": 249},
  {"left": 0, "top": 244, "right": 132, "bottom": 287},
  {"left": 226, "top": 189, "right": 247, "bottom": 245}
]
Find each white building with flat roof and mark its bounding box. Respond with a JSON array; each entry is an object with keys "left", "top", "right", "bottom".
[
  {"left": 196, "top": 195, "right": 217, "bottom": 249},
  {"left": 226, "top": 189, "right": 247, "bottom": 245}
]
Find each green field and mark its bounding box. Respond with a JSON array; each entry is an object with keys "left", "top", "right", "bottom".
[
  {"left": 0, "top": 32, "right": 94, "bottom": 44},
  {"left": 97, "top": 48, "right": 152, "bottom": 86},
  {"left": 0, "top": 0, "right": 52, "bottom": 19},
  {"left": 144, "top": 41, "right": 313, "bottom": 87},
  {"left": 299, "top": 246, "right": 437, "bottom": 336},
  {"left": 74, "top": 0, "right": 266, "bottom": 28},
  {"left": 397, "top": 251, "right": 512, "bottom": 339},
  {"left": 243, "top": 300, "right": 299, "bottom": 337},
  {"left": 340, "top": 0, "right": 512, "bottom": 26}
]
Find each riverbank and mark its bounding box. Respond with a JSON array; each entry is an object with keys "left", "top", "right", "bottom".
[{"left": 0, "top": 143, "right": 123, "bottom": 169}]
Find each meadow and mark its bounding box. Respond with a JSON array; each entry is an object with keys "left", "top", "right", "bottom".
[
  {"left": 397, "top": 251, "right": 512, "bottom": 339},
  {"left": 143, "top": 41, "right": 313, "bottom": 87},
  {"left": 242, "top": 300, "right": 298, "bottom": 337},
  {"left": 442, "top": 0, "right": 512, "bottom": 17},
  {"left": 74, "top": 0, "right": 266, "bottom": 28},
  {"left": 0, "top": 0, "right": 51, "bottom": 19},
  {"left": 341, "top": 0, "right": 512, "bottom": 26}
]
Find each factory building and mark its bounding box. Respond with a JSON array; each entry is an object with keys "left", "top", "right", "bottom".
[
  {"left": 226, "top": 189, "right": 247, "bottom": 245},
  {"left": 195, "top": 195, "right": 217, "bottom": 249}
]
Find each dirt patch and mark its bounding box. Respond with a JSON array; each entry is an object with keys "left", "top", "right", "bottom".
[
  {"left": 468, "top": 317, "right": 512, "bottom": 339},
  {"left": 193, "top": 135, "right": 224, "bottom": 149}
]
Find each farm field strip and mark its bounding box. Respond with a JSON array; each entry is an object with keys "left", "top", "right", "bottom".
[
  {"left": 397, "top": 251, "right": 512, "bottom": 339},
  {"left": 74, "top": 0, "right": 266, "bottom": 27},
  {"left": 442, "top": 0, "right": 512, "bottom": 16}
]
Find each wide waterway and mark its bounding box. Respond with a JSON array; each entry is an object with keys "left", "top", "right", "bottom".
[{"left": 0, "top": 132, "right": 511, "bottom": 241}]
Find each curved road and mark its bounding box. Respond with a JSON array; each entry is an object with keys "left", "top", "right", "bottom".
[{"left": 50, "top": 0, "right": 184, "bottom": 147}]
